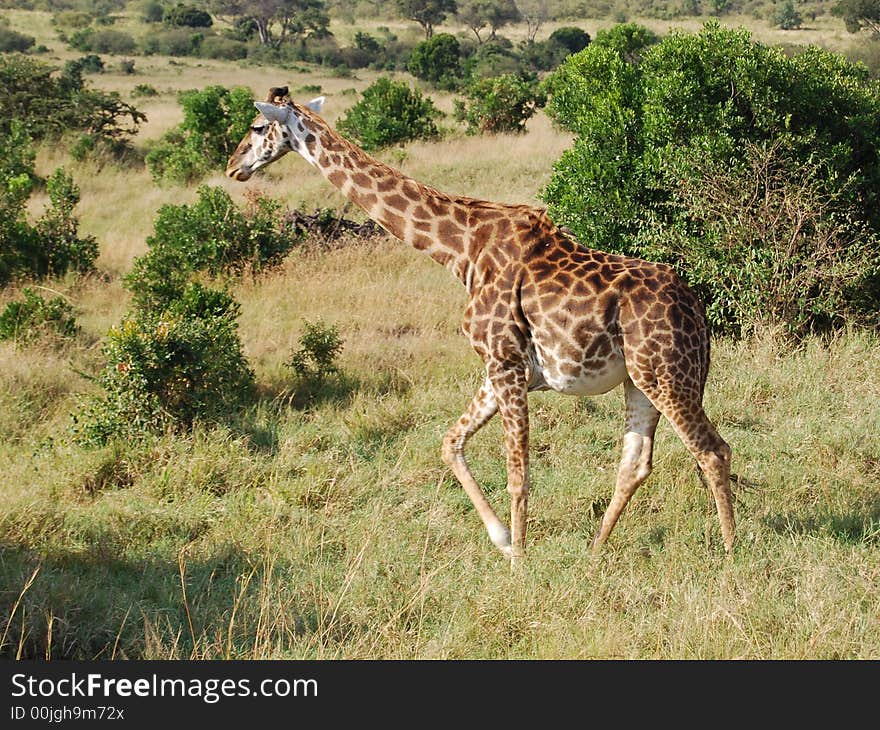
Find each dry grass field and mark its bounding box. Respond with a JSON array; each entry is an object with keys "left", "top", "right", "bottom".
[{"left": 1, "top": 8, "right": 878, "bottom": 660}]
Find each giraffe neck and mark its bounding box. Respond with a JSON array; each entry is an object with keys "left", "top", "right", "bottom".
[{"left": 298, "top": 112, "right": 472, "bottom": 283}]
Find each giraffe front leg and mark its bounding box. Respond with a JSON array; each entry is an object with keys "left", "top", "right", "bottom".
[
  {"left": 488, "top": 365, "right": 530, "bottom": 561},
  {"left": 441, "top": 377, "right": 512, "bottom": 555}
]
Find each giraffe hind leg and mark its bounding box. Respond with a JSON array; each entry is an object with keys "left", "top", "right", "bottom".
[
  {"left": 632, "top": 378, "right": 735, "bottom": 553},
  {"left": 592, "top": 378, "right": 661, "bottom": 553}
]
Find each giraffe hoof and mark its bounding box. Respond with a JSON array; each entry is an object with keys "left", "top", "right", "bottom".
[{"left": 488, "top": 522, "right": 512, "bottom": 553}]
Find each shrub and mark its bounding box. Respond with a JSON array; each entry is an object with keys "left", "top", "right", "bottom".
[
  {"left": 287, "top": 320, "right": 344, "bottom": 380},
  {"left": 548, "top": 26, "right": 591, "bottom": 54},
  {"left": 69, "top": 28, "right": 137, "bottom": 54},
  {"left": 74, "top": 283, "right": 255, "bottom": 446},
  {"left": 52, "top": 11, "right": 93, "bottom": 29},
  {"left": 118, "top": 58, "right": 136, "bottom": 74},
  {"left": 132, "top": 83, "right": 159, "bottom": 97},
  {"left": 125, "top": 186, "right": 298, "bottom": 312},
  {"left": 141, "top": 28, "right": 202, "bottom": 56},
  {"left": 655, "top": 142, "right": 880, "bottom": 336},
  {"left": 773, "top": 0, "right": 803, "bottom": 28},
  {"left": 0, "top": 27, "right": 35, "bottom": 53},
  {"left": 591, "top": 22, "right": 659, "bottom": 62},
  {"left": 32, "top": 168, "right": 100, "bottom": 279},
  {"left": 454, "top": 73, "right": 546, "bottom": 134},
  {"left": 0, "top": 288, "right": 78, "bottom": 344},
  {"left": 407, "top": 33, "right": 463, "bottom": 87},
  {"left": 199, "top": 36, "right": 247, "bottom": 60},
  {"left": 0, "top": 54, "right": 145, "bottom": 152},
  {"left": 336, "top": 77, "right": 441, "bottom": 151},
  {"left": 66, "top": 54, "right": 104, "bottom": 74},
  {"left": 145, "top": 85, "right": 254, "bottom": 185},
  {"left": 543, "top": 22, "right": 880, "bottom": 336},
  {"left": 163, "top": 3, "right": 212, "bottom": 27},
  {"left": 141, "top": 0, "right": 165, "bottom": 23},
  {"left": 0, "top": 129, "right": 98, "bottom": 285},
  {"left": 462, "top": 36, "right": 522, "bottom": 77}
]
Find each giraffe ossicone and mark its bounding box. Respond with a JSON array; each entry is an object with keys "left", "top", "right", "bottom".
[{"left": 226, "top": 89, "right": 736, "bottom": 559}]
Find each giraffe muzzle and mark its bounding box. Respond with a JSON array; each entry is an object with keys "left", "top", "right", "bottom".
[{"left": 226, "top": 165, "right": 251, "bottom": 182}]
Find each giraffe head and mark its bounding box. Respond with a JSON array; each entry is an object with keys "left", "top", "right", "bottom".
[{"left": 225, "top": 87, "right": 324, "bottom": 181}]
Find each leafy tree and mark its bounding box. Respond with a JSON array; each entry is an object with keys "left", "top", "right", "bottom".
[
  {"left": 395, "top": 0, "right": 457, "bottom": 37},
  {"left": 591, "top": 22, "right": 659, "bottom": 63},
  {"left": 163, "top": 3, "right": 213, "bottom": 26},
  {"left": 548, "top": 26, "right": 591, "bottom": 54},
  {"left": 354, "top": 30, "right": 381, "bottom": 53},
  {"left": 454, "top": 73, "right": 545, "bottom": 133},
  {"left": 832, "top": 0, "right": 880, "bottom": 34},
  {"left": 543, "top": 22, "right": 880, "bottom": 336},
  {"left": 337, "top": 77, "right": 440, "bottom": 151},
  {"left": 141, "top": 0, "right": 166, "bottom": 22},
  {"left": 0, "top": 125, "right": 98, "bottom": 285},
  {"left": 456, "top": 0, "right": 519, "bottom": 43},
  {"left": 210, "top": 0, "right": 329, "bottom": 47},
  {"left": 515, "top": 0, "right": 547, "bottom": 42},
  {"left": 772, "top": 0, "right": 802, "bottom": 29},
  {"left": 407, "top": 33, "right": 462, "bottom": 87},
  {"left": 145, "top": 85, "right": 255, "bottom": 185},
  {"left": 0, "top": 55, "right": 148, "bottom": 155}
]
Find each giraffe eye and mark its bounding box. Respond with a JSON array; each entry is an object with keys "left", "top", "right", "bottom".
[{"left": 251, "top": 124, "right": 268, "bottom": 134}]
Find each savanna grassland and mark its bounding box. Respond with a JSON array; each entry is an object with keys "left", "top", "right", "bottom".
[{"left": 1, "top": 7, "right": 879, "bottom": 660}]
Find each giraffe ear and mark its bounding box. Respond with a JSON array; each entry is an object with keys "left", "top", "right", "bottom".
[
  {"left": 306, "top": 96, "right": 325, "bottom": 113},
  {"left": 254, "top": 102, "right": 289, "bottom": 124}
]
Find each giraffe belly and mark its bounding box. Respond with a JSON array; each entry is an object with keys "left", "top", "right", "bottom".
[{"left": 530, "top": 346, "right": 627, "bottom": 396}]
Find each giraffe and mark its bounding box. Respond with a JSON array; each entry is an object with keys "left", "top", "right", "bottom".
[{"left": 226, "top": 87, "right": 736, "bottom": 559}]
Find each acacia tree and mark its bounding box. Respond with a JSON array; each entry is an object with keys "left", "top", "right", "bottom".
[
  {"left": 514, "top": 0, "right": 546, "bottom": 42},
  {"left": 457, "top": 0, "right": 520, "bottom": 43},
  {"left": 395, "top": 0, "right": 457, "bottom": 38},
  {"left": 833, "top": 0, "right": 880, "bottom": 35},
  {"left": 211, "top": 0, "right": 329, "bottom": 47}
]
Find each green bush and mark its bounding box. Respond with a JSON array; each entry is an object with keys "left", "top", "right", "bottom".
[
  {"left": 287, "top": 320, "right": 344, "bottom": 381},
  {"left": 543, "top": 22, "right": 880, "bottom": 336},
  {"left": 0, "top": 27, "right": 35, "bottom": 53},
  {"left": 132, "top": 83, "right": 158, "bottom": 97},
  {"left": 772, "top": 0, "right": 803, "bottom": 28},
  {"left": 125, "top": 186, "right": 298, "bottom": 312},
  {"left": 74, "top": 283, "right": 255, "bottom": 446},
  {"left": 336, "top": 77, "right": 441, "bottom": 151},
  {"left": 141, "top": 0, "right": 165, "bottom": 23},
  {"left": 0, "top": 54, "right": 145, "bottom": 153},
  {"left": 0, "top": 287, "right": 78, "bottom": 344},
  {"left": 69, "top": 28, "right": 137, "bottom": 54},
  {"left": 163, "top": 3, "right": 212, "bottom": 27},
  {"left": 454, "top": 73, "right": 546, "bottom": 134},
  {"left": 145, "top": 85, "right": 254, "bottom": 185},
  {"left": 0, "top": 128, "right": 98, "bottom": 285},
  {"left": 548, "top": 26, "right": 591, "bottom": 54},
  {"left": 199, "top": 36, "right": 247, "bottom": 60},
  {"left": 407, "top": 33, "right": 462, "bottom": 87},
  {"left": 462, "top": 36, "right": 521, "bottom": 78},
  {"left": 66, "top": 54, "right": 104, "bottom": 75},
  {"left": 141, "top": 28, "right": 203, "bottom": 56}
]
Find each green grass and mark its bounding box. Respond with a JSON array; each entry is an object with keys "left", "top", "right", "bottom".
[
  {"left": 2, "top": 243, "right": 878, "bottom": 659},
  {"left": 1, "top": 8, "right": 879, "bottom": 660}
]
